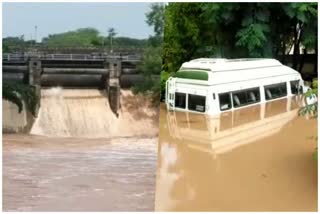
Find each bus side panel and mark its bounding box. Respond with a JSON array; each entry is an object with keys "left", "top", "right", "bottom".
[{"left": 207, "top": 87, "right": 220, "bottom": 115}]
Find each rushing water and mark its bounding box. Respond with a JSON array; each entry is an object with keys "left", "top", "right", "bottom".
[
  {"left": 3, "top": 88, "right": 159, "bottom": 211},
  {"left": 31, "top": 88, "right": 158, "bottom": 138},
  {"left": 155, "top": 97, "right": 318, "bottom": 211},
  {"left": 3, "top": 135, "right": 157, "bottom": 211}
]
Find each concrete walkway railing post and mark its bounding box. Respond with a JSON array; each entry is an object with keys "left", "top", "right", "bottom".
[
  {"left": 107, "top": 59, "right": 121, "bottom": 117},
  {"left": 29, "top": 57, "right": 42, "bottom": 117}
]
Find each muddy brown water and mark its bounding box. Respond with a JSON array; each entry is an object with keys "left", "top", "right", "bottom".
[
  {"left": 155, "top": 97, "right": 318, "bottom": 211},
  {"left": 3, "top": 88, "right": 159, "bottom": 211},
  {"left": 3, "top": 135, "right": 157, "bottom": 211},
  {"left": 3, "top": 91, "right": 318, "bottom": 211},
  {"left": 30, "top": 89, "right": 159, "bottom": 138}
]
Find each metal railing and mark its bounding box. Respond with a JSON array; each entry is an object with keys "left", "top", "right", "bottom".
[
  {"left": 3, "top": 53, "right": 142, "bottom": 62},
  {"left": 3, "top": 53, "right": 28, "bottom": 61}
]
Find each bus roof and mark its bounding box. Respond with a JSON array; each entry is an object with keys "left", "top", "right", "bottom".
[
  {"left": 180, "top": 58, "right": 282, "bottom": 72},
  {"left": 176, "top": 58, "right": 301, "bottom": 85}
]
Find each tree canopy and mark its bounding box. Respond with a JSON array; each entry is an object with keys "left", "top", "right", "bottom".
[
  {"left": 163, "top": 3, "right": 317, "bottom": 74},
  {"left": 132, "top": 3, "right": 165, "bottom": 104},
  {"left": 3, "top": 27, "right": 148, "bottom": 52},
  {"left": 43, "top": 28, "right": 100, "bottom": 47},
  {"left": 3, "top": 36, "right": 35, "bottom": 52}
]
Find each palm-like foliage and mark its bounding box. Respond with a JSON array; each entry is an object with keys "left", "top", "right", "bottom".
[
  {"left": 299, "top": 79, "right": 318, "bottom": 118},
  {"left": 3, "top": 82, "right": 38, "bottom": 116}
]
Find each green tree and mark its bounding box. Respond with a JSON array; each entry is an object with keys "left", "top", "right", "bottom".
[
  {"left": 3, "top": 43, "right": 9, "bottom": 53},
  {"left": 146, "top": 3, "right": 165, "bottom": 39},
  {"left": 282, "top": 3, "right": 317, "bottom": 70},
  {"left": 163, "top": 3, "right": 203, "bottom": 74},
  {"left": 132, "top": 45, "right": 162, "bottom": 103},
  {"left": 163, "top": 3, "right": 317, "bottom": 74},
  {"left": 3, "top": 35, "right": 26, "bottom": 52},
  {"left": 4, "top": 28, "right": 148, "bottom": 52},
  {"left": 133, "top": 3, "right": 165, "bottom": 104},
  {"left": 299, "top": 79, "right": 318, "bottom": 118},
  {"left": 298, "top": 78, "right": 318, "bottom": 160},
  {"left": 42, "top": 28, "right": 101, "bottom": 47},
  {"left": 113, "top": 37, "right": 148, "bottom": 48},
  {"left": 3, "top": 82, "right": 38, "bottom": 116}
]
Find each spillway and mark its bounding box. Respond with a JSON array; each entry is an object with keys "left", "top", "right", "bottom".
[
  {"left": 4, "top": 88, "right": 159, "bottom": 211},
  {"left": 30, "top": 88, "right": 116, "bottom": 137},
  {"left": 30, "top": 88, "right": 158, "bottom": 138}
]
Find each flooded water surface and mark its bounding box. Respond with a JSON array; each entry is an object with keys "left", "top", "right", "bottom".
[
  {"left": 31, "top": 89, "right": 158, "bottom": 138},
  {"left": 155, "top": 97, "right": 317, "bottom": 211},
  {"left": 3, "top": 135, "right": 157, "bottom": 211},
  {"left": 3, "top": 89, "right": 159, "bottom": 211}
]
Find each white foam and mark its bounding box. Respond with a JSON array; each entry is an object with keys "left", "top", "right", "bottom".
[{"left": 30, "top": 88, "right": 158, "bottom": 138}]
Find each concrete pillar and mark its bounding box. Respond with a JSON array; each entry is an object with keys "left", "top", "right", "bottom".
[
  {"left": 107, "top": 59, "right": 121, "bottom": 117},
  {"left": 29, "top": 58, "right": 42, "bottom": 116},
  {"left": 116, "top": 59, "right": 122, "bottom": 78}
]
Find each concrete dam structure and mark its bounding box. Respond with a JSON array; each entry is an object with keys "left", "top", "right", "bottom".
[
  {"left": 3, "top": 53, "right": 145, "bottom": 116},
  {"left": 3, "top": 53, "right": 160, "bottom": 135},
  {"left": 30, "top": 88, "right": 118, "bottom": 137}
]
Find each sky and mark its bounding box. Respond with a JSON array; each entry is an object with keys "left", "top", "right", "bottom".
[{"left": 3, "top": 2, "right": 154, "bottom": 41}]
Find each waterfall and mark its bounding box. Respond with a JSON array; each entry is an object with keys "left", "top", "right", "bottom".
[{"left": 30, "top": 88, "right": 158, "bottom": 138}]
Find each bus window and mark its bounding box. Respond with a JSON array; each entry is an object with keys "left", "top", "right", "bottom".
[
  {"left": 219, "top": 93, "right": 232, "bottom": 111},
  {"left": 264, "top": 83, "right": 287, "bottom": 100},
  {"left": 232, "top": 87, "right": 260, "bottom": 108},
  {"left": 290, "top": 80, "right": 300, "bottom": 94},
  {"left": 175, "top": 92, "right": 186, "bottom": 109},
  {"left": 188, "top": 94, "right": 206, "bottom": 112}
]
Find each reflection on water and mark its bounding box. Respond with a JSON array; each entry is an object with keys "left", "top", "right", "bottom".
[
  {"left": 155, "top": 97, "right": 318, "bottom": 211},
  {"left": 3, "top": 135, "right": 157, "bottom": 211}
]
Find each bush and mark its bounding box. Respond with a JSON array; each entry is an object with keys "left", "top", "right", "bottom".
[
  {"left": 299, "top": 78, "right": 318, "bottom": 118},
  {"left": 3, "top": 81, "right": 38, "bottom": 116},
  {"left": 131, "top": 76, "right": 161, "bottom": 106},
  {"left": 298, "top": 78, "right": 318, "bottom": 161},
  {"left": 131, "top": 44, "right": 162, "bottom": 105}
]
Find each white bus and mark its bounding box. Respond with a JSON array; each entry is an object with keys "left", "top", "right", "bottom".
[
  {"left": 166, "top": 97, "right": 302, "bottom": 155},
  {"left": 165, "top": 58, "right": 316, "bottom": 115}
]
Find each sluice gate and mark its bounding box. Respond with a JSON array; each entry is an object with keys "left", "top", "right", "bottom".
[{"left": 3, "top": 53, "right": 143, "bottom": 115}]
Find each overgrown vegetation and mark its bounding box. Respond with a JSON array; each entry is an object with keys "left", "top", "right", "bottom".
[
  {"left": 2, "top": 36, "right": 35, "bottom": 53},
  {"left": 298, "top": 78, "right": 318, "bottom": 160},
  {"left": 3, "top": 82, "right": 38, "bottom": 116},
  {"left": 131, "top": 3, "right": 164, "bottom": 105},
  {"left": 163, "top": 3, "right": 317, "bottom": 74},
  {"left": 299, "top": 79, "right": 318, "bottom": 118},
  {"left": 160, "top": 2, "right": 317, "bottom": 101},
  {"left": 161, "top": 3, "right": 318, "bottom": 159},
  {"left": 3, "top": 28, "right": 148, "bottom": 52}
]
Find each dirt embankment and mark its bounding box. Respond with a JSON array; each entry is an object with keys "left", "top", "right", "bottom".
[{"left": 118, "top": 90, "right": 159, "bottom": 137}]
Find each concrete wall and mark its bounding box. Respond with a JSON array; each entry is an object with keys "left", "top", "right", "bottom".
[{"left": 2, "top": 99, "right": 34, "bottom": 133}]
